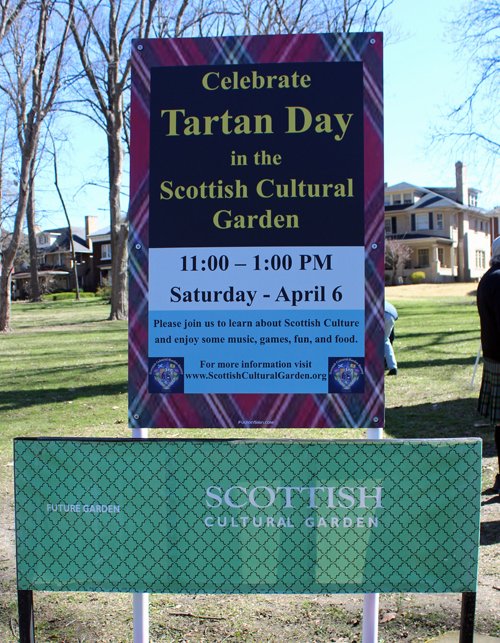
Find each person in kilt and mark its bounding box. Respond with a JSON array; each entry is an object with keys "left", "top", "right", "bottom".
[{"left": 477, "top": 235, "right": 500, "bottom": 493}]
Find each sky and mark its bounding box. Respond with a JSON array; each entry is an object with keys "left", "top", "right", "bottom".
[
  {"left": 34, "top": 0, "right": 500, "bottom": 232},
  {"left": 384, "top": 0, "right": 500, "bottom": 208}
]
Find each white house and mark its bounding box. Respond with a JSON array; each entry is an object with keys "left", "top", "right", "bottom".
[{"left": 385, "top": 162, "right": 496, "bottom": 283}]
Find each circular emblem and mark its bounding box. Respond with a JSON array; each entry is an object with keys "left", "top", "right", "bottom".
[
  {"left": 330, "top": 359, "right": 364, "bottom": 391},
  {"left": 150, "top": 359, "right": 182, "bottom": 391}
]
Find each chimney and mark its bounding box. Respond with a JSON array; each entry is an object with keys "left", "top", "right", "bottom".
[
  {"left": 455, "top": 161, "right": 468, "bottom": 205},
  {"left": 85, "top": 216, "right": 98, "bottom": 248}
]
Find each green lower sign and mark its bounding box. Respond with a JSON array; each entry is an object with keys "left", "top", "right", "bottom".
[{"left": 14, "top": 438, "right": 481, "bottom": 594}]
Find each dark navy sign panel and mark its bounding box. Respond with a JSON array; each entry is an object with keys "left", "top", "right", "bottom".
[
  {"left": 149, "top": 61, "right": 364, "bottom": 249},
  {"left": 129, "top": 34, "right": 385, "bottom": 426}
]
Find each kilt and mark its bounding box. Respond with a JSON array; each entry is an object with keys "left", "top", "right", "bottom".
[{"left": 478, "top": 358, "right": 500, "bottom": 424}]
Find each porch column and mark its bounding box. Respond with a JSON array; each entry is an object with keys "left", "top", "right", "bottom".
[{"left": 431, "top": 244, "right": 439, "bottom": 282}]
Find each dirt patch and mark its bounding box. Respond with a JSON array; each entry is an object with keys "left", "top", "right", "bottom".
[{"left": 386, "top": 283, "right": 478, "bottom": 299}]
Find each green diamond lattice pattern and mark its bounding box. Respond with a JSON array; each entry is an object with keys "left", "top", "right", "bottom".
[{"left": 14, "top": 438, "right": 481, "bottom": 594}]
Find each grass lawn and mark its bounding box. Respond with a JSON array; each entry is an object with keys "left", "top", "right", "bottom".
[
  {"left": 385, "top": 289, "right": 488, "bottom": 441},
  {"left": 0, "top": 286, "right": 498, "bottom": 643},
  {"left": 0, "top": 286, "right": 491, "bottom": 446}
]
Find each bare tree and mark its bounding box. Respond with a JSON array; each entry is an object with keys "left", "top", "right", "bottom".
[
  {"left": 53, "top": 141, "right": 80, "bottom": 300},
  {"left": 433, "top": 1, "right": 500, "bottom": 174},
  {"left": 0, "top": 0, "right": 73, "bottom": 331},
  {"left": 385, "top": 238, "right": 412, "bottom": 285},
  {"left": 235, "top": 0, "right": 393, "bottom": 35},
  {"left": 0, "top": 112, "right": 18, "bottom": 230},
  {"left": 69, "top": 0, "right": 392, "bottom": 322},
  {"left": 150, "top": 0, "right": 393, "bottom": 38},
  {"left": 25, "top": 159, "right": 41, "bottom": 301},
  {"left": 69, "top": 0, "right": 159, "bottom": 321},
  {"left": 0, "top": 0, "right": 27, "bottom": 43},
  {"left": 151, "top": 0, "right": 226, "bottom": 36}
]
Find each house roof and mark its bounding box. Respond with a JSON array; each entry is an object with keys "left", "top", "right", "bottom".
[
  {"left": 12, "top": 269, "right": 70, "bottom": 279},
  {"left": 427, "top": 186, "right": 481, "bottom": 195},
  {"left": 385, "top": 233, "right": 453, "bottom": 244},
  {"left": 385, "top": 182, "right": 487, "bottom": 214},
  {"left": 43, "top": 227, "right": 92, "bottom": 254},
  {"left": 42, "top": 227, "right": 68, "bottom": 234},
  {"left": 385, "top": 182, "right": 423, "bottom": 193},
  {"left": 88, "top": 225, "right": 111, "bottom": 238}
]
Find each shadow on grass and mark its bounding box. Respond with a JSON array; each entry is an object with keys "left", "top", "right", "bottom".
[
  {"left": 0, "top": 382, "right": 127, "bottom": 411},
  {"left": 480, "top": 519, "right": 500, "bottom": 546},
  {"left": 397, "top": 356, "right": 478, "bottom": 369},
  {"left": 386, "top": 397, "right": 496, "bottom": 452},
  {"left": 7, "top": 318, "right": 125, "bottom": 332},
  {"left": 1, "top": 361, "right": 126, "bottom": 393}
]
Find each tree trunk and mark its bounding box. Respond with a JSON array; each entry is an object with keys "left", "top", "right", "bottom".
[
  {"left": 109, "top": 219, "right": 128, "bottom": 320},
  {"left": 26, "top": 165, "right": 41, "bottom": 301},
  {"left": 0, "top": 152, "right": 33, "bottom": 331},
  {"left": 107, "top": 112, "right": 128, "bottom": 321},
  {"left": 0, "top": 267, "right": 13, "bottom": 332},
  {"left": 70, "top": 237, "right": 80, "bottom": 300}
]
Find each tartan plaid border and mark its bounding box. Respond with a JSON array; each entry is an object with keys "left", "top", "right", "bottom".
[
  {"left": 129, "top": 34, "right": 384, "bottom": 428},
  {"left": 478, "top": 358, "right": 500, "bottom": 424}
]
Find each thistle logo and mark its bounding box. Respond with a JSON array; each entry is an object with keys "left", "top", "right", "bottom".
[
  {"left": 328, "top": 357, "right": 364, "bottom": 393},
  {"left": 148, "top": 357, "right": 184, "bottom": 393}
]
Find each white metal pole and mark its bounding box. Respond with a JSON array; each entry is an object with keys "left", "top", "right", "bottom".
[
  {"left": 362, "top": 426, "right": 383, "bottom": 643},
  {"left": 133, "top": 592, "right": 149, "bottom": 643},
  {"left": 469, "top": 344, "right": 482, "bottom": 390},
  {"left": 132, "top": 428, "right": 149, "bottom": 643},
  {"left": 362, "top": 593, "right": 379, "bottom": 643}
]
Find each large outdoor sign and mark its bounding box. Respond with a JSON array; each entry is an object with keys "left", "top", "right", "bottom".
[
  {"left": 129, "top": 34, "right": 385, "bottom": 428},
  {"left": 15, "top": 438, "right": 480, "bottom": 594}
]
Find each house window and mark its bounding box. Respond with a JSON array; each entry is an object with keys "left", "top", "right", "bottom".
[
  {"left": 384, "top": 219, "right": 391, "bottom": 234},
  {"left": 101, "top": 271, "right": 112, "bottom": 286},
  {"left": 417, "top": 248, "right": 430, "bottom": 268},
  {"left": 436, "top": 213, "right": 443, "bottom": 230},
  {"left": 416, "top": 214, "right": 429, "bottom": 230},
  {"left": 101, "top": 244, "right": 111, "bottom": 260},
  {"left": 392, "top": 194, "right": 401, "bottom": 205},
  {"left": 438, "top": 248, "right": 444, "bottom": 265},
  {"left": 469, "top": 193, "right": 478, "bottom": 207},
  {"left": 480, "top": 220, "right": 485, "bottom": 232},
  {"left": 475, "top": 250, "right": 486, "bottom": 269},
  {"left": 384, "top": 195, "right": 391, "bottom": 205},
  {"left": 403, "top": 193, "right": 413, "bottom": 204}
]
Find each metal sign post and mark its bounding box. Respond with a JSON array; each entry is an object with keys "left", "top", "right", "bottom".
[
  {"left": 460, "top": 592, "right": 477, "bottom": 643},
  {"left": 18, "top": 589, "right": 35, "bottom": 643},
  {"left": 132, "top": 427, "right": 149, "bottom": 643},
  {"left": 362, "top": 426, "right": 383, "bottom": 643}
]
